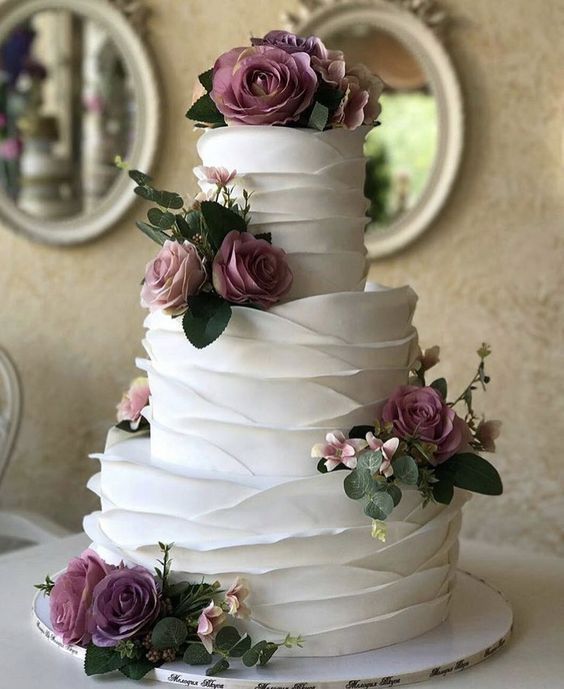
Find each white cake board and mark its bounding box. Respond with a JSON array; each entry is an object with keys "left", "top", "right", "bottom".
[{"left": 33, "top": 570, "right": 512, "bottom": 688}]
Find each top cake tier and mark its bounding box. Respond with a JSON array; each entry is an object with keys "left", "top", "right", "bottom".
[{"left": 195, "top": 126, "right": 370, "bottom": 301}]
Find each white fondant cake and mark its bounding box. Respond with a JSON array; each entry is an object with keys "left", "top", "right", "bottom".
[{"left": 84, "top": 126, "right": 466, "bottom": 657}]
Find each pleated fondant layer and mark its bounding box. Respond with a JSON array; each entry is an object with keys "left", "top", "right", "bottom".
[
  {"left": 196, "top": 126, "right": 371, "bottom": 299},
  {"left": 142, "top": 286, "right": 418, "bottom": 476},
  {"left": 85, "top": 435, "right": 467, "bottom": 657}
]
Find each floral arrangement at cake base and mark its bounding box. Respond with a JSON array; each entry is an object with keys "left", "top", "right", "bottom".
[
  {"left": 312, "top": 344, "right": 503, "bottom": 537},
  {"left": 36, "top": 544, "right": 302, "bottom": 680}
]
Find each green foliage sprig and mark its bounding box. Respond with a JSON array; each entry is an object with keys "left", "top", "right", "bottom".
[{"left": 34, "top": 575, "right": 55, "bottom": 596}]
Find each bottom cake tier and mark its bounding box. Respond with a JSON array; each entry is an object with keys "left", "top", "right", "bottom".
[{"left": 84, "top": 431, "right": 469, "bottom": 657}]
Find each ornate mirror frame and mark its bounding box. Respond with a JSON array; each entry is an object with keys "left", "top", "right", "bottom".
[
  {"left": 0, "top": 0, "right": 160, "bottom": 245},
  {"left": 285, "top": 0, "right": 464, "bottom": 259}
]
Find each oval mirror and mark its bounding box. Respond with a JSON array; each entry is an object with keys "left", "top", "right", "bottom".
[
  {"left": 0, "top": 0, "right": 159, "bottom": 245},
  {"left": 286, "top": 0, "right": 464, "bottom": 258}
]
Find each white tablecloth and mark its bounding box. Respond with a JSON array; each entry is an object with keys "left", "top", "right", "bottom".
[{"left": 0, "top": 535, "right": 562, "bottom": 688}]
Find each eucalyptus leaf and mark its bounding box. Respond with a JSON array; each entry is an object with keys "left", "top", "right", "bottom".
[
  {"left": 357, "top": 450, "right": 383, "bottom": 474},
  {"left": 151, "top": 617, "right": 188, "bottom": 650},
  {"left": 199, "top": 68, "right": 214, "bottom": 92},
  {"left": 129, "top": 169, "right": 152, "bottom": 185},
  {"left": 135, "top": 221, "right": 168, "bottom": 246},
  {"left": 364, "top": 491, "right": 395, "bottom": 520},
  {"left": 308, "top": 102, "right": 329, "bottom": 131},
  {"left": 201, "top": 200, "right": 247, "bottom": 249},
  {"left": 392, "top": 455, "right": 419, "bottom": 485},
  {"left": 343, "top": 468, "right": 370, "bottom": 500},
  {"left": 229, "top": 634, "right": 252, "bottom": 658},
  {"left": 186, "top": 93, "right": 226, "bottom": 125},
  {"left": 258, "top": 642, "right": 279, "bottom": 666},
  {"left": 120, "top": 660, "right": 155, "bottom": 680},
  {"left": 215, "top": 626, "right": 241, "bottom": 652},
  {"left": 386, "top": 482, "right": 403, "bottom": 506},
  {"left": 206, "top": 658, "right": 230, "bottom": 676},
  {"left": 148, "top": 208, "right": 176, "bottom": 229},
  {"left": 183, "top": 294, "right": 232, "bottom": 349},
  {"left": 152, "top": 190, "right": 184, "bottom": 210},
  {"left": 430, "top": 377, "right": 448, "bottom": 400},
  {"left": 134, "top": 185, "right": 157, "bottom": 202},
  {"left": 84, "top": 644, "right": 126, "bottom": 676},
  {"left": 242, "top": 640, "right": 268, "bottom": 667},
  {"left": 183, "top": 643, "right": 213, "bottom": 665},
  {"left": 176, "top": 211, "right": 202, "bottom": 240}
]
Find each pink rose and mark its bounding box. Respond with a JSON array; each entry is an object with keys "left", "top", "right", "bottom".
[
  {"left": 382, "top": 386, "right": 470, "bottom": 464},
  {"left": 197, "top": 601, "right": 225, "bottom": 653},
  {"left": 311, "top": 431, "right": 368, "bottom": 472},
  {"left": 475, "top": 419, "right": 502, "bottom": 452},
  {"left": 116, "top": 377, "right": 150, "bottom": 430},
  {"left": 212, "top": 231, "right": 293, "bottom": 309},
  {"left": 50, "top": 549, "right": 115, "bottom": 646},
  {"left": 211, "top": 46, "right": 318, "bottom": 126},
  {"left": 251, "top": 30, "right": 329, "bottom": 59},
  {"left": 141, "top": 240, "right": 206, "bottom": 315},
  {"left": 224, "top": 578, "right": 250, "bottom": 619},
  {"left": 332, "top": 64, "right": 383, "bottom": 130}
]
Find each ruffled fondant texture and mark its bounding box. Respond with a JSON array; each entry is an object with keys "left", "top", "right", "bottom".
[{"left": 84, "top": 128, "right": 466, "bottom": 657}]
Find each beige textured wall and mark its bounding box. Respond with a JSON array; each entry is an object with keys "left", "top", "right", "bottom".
[{"left": 0, "top": 0, "right": 562, "bottom": 554}]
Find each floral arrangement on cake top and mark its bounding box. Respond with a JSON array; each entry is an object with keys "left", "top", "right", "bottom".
[
  {"left": 186, "top": 29, "right": 383, "bottom": 131},
  {"left": 115, "top": 159, "right": 293, "bottom": 348},
  {"left": 312, "top": 344, "right": 503, "bottom": 536},
  {"left": 36, "top": 544, "right": 302, "bottom": 680}
]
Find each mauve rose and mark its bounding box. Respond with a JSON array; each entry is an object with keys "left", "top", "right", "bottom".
[
  {"left": 251, "top": 30, "right": 329, "bottom": 59},
  {"left": 212, "top": 231, "right": 293, "bottom": 308},
  {"left": 382, "top": 385, "right": 470, "bottom": 464},
  {"left": 50, "top": 549, "right": 115, "bottom": 647},
  {"left": 332, "top": 63, "right": 384, "bottom": 129},
  {"left": 141, "top": 240, "right": 206, "bottom": 315},
  {"left": 89, "top": 566, "right": 161, "bottom": 647},
  {"left": 211, "top": 46, "right": 318, "bottom": 126}
]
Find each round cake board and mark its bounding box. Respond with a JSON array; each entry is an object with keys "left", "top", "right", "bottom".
[{"left": 33, "top": 570, "right": 512, "bottom": 688}]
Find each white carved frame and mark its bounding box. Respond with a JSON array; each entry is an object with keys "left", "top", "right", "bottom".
[
  {"left": 0, "top": 0, "right": 161, "bottom": 245},
  {"left": 287, "top": 0, "right": 464, "bottom": 259}
]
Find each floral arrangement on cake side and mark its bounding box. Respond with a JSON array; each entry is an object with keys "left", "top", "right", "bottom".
[
  {"left": 312, "top": 344, "right": 503, "bottom": 536},
  {"left": 186, "top": 29, "right": 383, "bottom": 131},
  {"left": 36, "top": 544, "right": 302, "bottom": 680}
]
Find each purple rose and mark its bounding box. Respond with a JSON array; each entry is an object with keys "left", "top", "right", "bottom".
[
  {"left": 251, "top": 30, "right": 328, "bottom": 59},
  {"left": 141, "top": 240, "right": 206, "bottom": 315},
  {"left": 382, "top": 386, "right": 470, "bottom": 464},
  {"left": 50, "top": 549, "right": 115, "bottom": 647},
  {"left": 212, "top": 231, "right": 293, "bottom": 309},
  {"left": 89, "top": 566, "right": 161, "bottom": 647},
  {"left": 211, "top": 46, "right": 318, "bottom": 126}
]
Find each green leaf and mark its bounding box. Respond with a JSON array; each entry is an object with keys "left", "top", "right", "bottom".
[
  {"left": 392, "top": 455, "right": 419, "bottom": 485},
  {"left": 316, "top": 458, "right": 328, "bottom": 474},
  {"left": 151, "top": 617, "right": 188, "bottom": 650},
  {"left": 183, "top": 643, "right": 213, "bottom": 665},
  {"left": 84, "top": 644, "right": 127, "bottom": 676},
  {"left": 135, "top": 221, "right": 168, "bottom": 246},
  {"left": 316, "top": 85, "right": 346, "bottom": 112},
  {"left": 215, "top": 626, "right": 241, "bottom": 653},
  {"left": 129, "top": 169, "right": 152, "bottom": 185},
  {"left": 200, "top": 200, "right": 247, "bottom": 250},
  {"left": 386, "top": 482, "right": 403, "bottom": 506},
  {"left": 199, "top": 68, "right": 214, "bottom": 93},
  {"left": 440, "top": 453, "right": 503, "bottom": 495},
  {"left": 153, "top": 190, "right": 184, "bottom": 210},
  {"left": 258, "top": 642, "right": 279, "bottom": 666},
  {"left": 206, "top": 658, "right": 230, "bottom": 676},
  {"left": 433, "top": 478, "right": 454, "bottom": 504},
  {"left": 254, "top": 232, "right": 272, "bottom": 244},
  {"left": 308, "top": 101, "right": 329, "bottom": 131},
  {"left": 343, "top": 468, "right": 370, "bottom": 500},
  {"left": 357, "top": 450, "right": 383, "bottom": 474},
  {"left": 349, "top": 425, "right": 375, "bottom": 440},
  {"left": 364, "top": 491, "right": 395, "bottom": 520},
  {"left": 229, "top": 634, "right": 252, "bottom": 658},
  {"left": 120, "top": 659, "right": 155, "bottom": 680},
  {"left": 148, "top": 208, "right": 175, "bottom": 229},
  {"left": 430, "top": 378, "right": 448, "bottom": 400},
  {"left": 186, "top": 93, "right": 226, "bottom": 125},
  {"left": 183, "top": 294, "right": 232, "bottom": 349},
  {"left": 242, "top": 640, "right": 268, "bottom": 667},
  {"left": 134, "top": 185, "right": 157, "bottom": 202}
]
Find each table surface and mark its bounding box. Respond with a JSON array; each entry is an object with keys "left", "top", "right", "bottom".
[{"left": 1, "top": 535, "right": 563, "bottom": 689}]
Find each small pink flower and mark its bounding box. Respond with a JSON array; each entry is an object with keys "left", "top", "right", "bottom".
[
  {"left": 475, "top": 419, "right": 502, "bottom": 452},
  {"left": 0, "top": 137, "right": 22, "bottom": 161},
  {"left": 197, "top": 601, "right": 225, "bottom": 654},
  {"left": 195, "top": 166, "right": 237, "bottom": 187},
  {"left": 224, "top": 578, "right": 250, "bottom": 619},
  {"left": 311, "top": 431, "right": 368, "bottom": 471},
  {"left": 366, "top": 433, "right": 400, "bottom": 478},
  {"left": 141, "top": 240, "right": 207, "bottom": 315},
  {"left": 418, "top": 345, "right": 441, "bottom": 372},
  {"left": 116, "top": 377, "right": 150, "bottom": 430}
]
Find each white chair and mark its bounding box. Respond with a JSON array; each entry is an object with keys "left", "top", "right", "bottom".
[{"left": 0, "top": 346, "right": 69, "bottom": 554}]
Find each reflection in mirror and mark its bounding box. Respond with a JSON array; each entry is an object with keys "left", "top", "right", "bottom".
[
  {"left": 0, "top": 10, "right": 135, "bottom": 220},
  {"left": 324, "top": 25, "right": 438, "bottom": 236}
]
